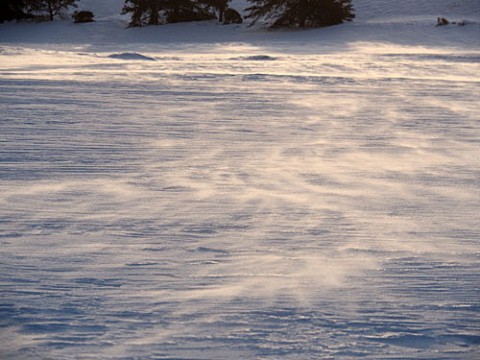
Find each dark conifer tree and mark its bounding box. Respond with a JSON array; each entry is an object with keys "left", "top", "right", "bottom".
[
  {"left": 122, "top": 0, "right": 159, "bottom": 27},
  {"left": 163, "top": 0, "right": 214, "bottom": 24},
  {"left": 122, "top": 0, "right": 215, "bottom": 27},
  {"left": 245, "top": 0, "right": 354, "bottom": 28}
]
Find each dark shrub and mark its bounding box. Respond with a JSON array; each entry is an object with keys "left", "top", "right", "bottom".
[
  {"left": 73, "top": 10, "right": 95, "bottom": 23},
  {"left": 223, "top": 8, "right": 242, "bottom": 24}
]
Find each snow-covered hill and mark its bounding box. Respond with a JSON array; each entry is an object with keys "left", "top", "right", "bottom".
[
  {"left": 1, "top": 1, "right": 479, "bottom": 360},
  {"left": 355, "top": 0, "right": 480, "bottom": 21}
]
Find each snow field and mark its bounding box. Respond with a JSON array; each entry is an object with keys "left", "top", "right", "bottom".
[{"left": 1, "top": 0, "right": 480, "bottom": 359}]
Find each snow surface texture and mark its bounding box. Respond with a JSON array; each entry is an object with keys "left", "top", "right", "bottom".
[{"left": 1, "top": 0, "right": 480, "bottom": 359}]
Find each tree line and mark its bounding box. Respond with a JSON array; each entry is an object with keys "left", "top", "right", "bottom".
[
  {"left": 1, "top": 0, "right": 355, "bottom": 29},
  {"left": 1, "top": 1, "right": 77, "bottom": 22}
]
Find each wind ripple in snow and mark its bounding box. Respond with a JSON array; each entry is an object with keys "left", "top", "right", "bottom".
[{"left": 0, "top": 43, "right": 479, "bottom": 359}]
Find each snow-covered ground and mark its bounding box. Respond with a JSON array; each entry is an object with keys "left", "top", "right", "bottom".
[{"left": 1, "top": 0, "right": 479, "bottom": 359}]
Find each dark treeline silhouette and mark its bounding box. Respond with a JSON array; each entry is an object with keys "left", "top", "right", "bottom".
[
  {"left": 1, "top": 0, "right": 355, "bottom": 28},
  {"left": 122, "top": 0, "right": 353, "bottom": 28},
  {"left": 1, "top": 0, "right": 29, "bottom": 22},
  {"left": 1, "top": 0, "right": 78, "bottom": 22},
  {"left": 122, "top": 0, "right": 235, "bottom": 27}
]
